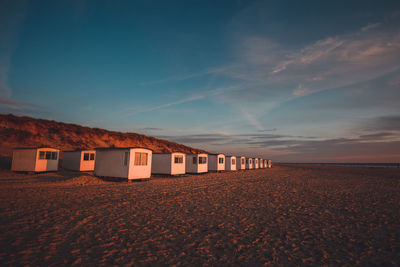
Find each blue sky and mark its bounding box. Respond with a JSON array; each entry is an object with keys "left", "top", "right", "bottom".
[{"left": 1, "top": 0, "right": 400, "bottom": 162}]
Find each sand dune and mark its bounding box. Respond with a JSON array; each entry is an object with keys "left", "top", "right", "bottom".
[
  {"left": 0, "top": 165, "right": 399, "bottom": 265},
  {"left": 0, "top": 114, "right": 207, "bottom": 157}
]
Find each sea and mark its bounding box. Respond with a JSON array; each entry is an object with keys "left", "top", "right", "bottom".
[{"left": 277, "top": 163, "right": 400, "bottom": 168}]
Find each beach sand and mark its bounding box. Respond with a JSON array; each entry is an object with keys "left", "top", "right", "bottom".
[{"left": 0, "top": 165, "right": 399, "bottom": 265}]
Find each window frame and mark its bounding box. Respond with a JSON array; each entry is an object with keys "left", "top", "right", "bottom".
[
  {"left": 134, "top": 152, "right": 148, "bottom": 166},
  {"left": 38, "top": 150, "right": 58, "bottom": 160},
  {"left": 199, "top": 156, "right": 207, "bottom": 164},
  {"left": 174, "top": 155, "right": 183, "bottom": 164}
]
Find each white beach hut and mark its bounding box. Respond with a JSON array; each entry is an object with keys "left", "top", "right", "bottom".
[
  {"left": 264, "top": 159, "right": 268, "bottom": 168},
  {"left": 267, "top": 159, "right": 272, "bottom": 168},
  {"left": 246, "top": 157, "right": 253, "bottom": 169},
  {"left": 152, "top": 152, "right": 186, "bottom": 175},
  {"left": 236, "top": 156, "right": 246, "bottom": 170},
  {"left": 62, "top": 150, "right": 96, "bottom": 171},
  {"left": 186, "top": 153, "right": 208, "bottom": 174},
  {"left": 94, "top": 147, "right": 152, "bottom": 180},
  {"left": 253, "top": 158, "right": 259, "bottom": 169},
  {"left": 11, "top": 147, "right": 60, "bottom": 172},
  {"left": 208, "top": 153, "right": 226, "bottom": 172},
  {"left": 225, "top": 156, "right": 237, "bottom": 171},
  {"left": 259, "top": 158, "right": 264, "bottom": 169}
]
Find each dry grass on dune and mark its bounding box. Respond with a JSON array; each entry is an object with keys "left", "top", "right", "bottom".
[
  {"left": 0, "top": 113, "right": 207, "bottom": 157},
  {"left": 0, "top": 165, "right": 399, "bottom": 265}
]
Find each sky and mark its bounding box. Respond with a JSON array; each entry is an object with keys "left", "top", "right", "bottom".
[{"left": 1, "top": 0, "right": 400, "bottom": 162}]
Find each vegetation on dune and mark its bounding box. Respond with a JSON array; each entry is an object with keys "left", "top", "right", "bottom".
[{"left": 0, "top": 114, "right": 207, "bottom": 157}]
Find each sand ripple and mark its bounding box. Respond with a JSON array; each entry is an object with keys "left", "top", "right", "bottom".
[{"left": 0, "top": 165, "right": 399, "bottom": 265}]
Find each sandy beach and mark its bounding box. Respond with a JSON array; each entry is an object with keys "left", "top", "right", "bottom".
[{"left": 0, "top": 165, "right": 399, "bottom": 266}]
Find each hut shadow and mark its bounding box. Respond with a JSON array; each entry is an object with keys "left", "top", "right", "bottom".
[
  {"left": 0, "top": 156, "right": 11, "bottom": 170},
  {"left": 96, "top": 176, "right": 132, "bottom": 182},
  {"left": 31, "top": 170, "right": 94, "bottom": 182},
  {"left": 151, "top": 174, "right": 190, "bottom": 180},
  {"left": 33, "top": 171, "right": 148, "bottom": 183}
]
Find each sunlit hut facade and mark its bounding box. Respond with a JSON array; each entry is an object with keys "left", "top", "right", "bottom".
[
  {"left": 267, "top": 159, "right": 272, "bottom": 168},
  {"left": 208, "top": 153, "right": 226, "bottom": 172},
  {"left": 11, "top": 147, "right": 60, "bottom": 172},
  {"left": 253, "top": 158, "right": 259, "bottom": 169},
  {"left": 259, "top": 158, "right": 264, "bottom": 168},
  {"left": 151, "top": 152, "right": 186, "bottom": 175},
  {"left": 236, "top": 156, "right": 246, "bottom": 170},
  {"left": 246, "top": 157, "right": 253, "bottom": 169},
  {"left": 94, "top": 147, "right": 152, "bottom": 180},
  {"left": 62, "top": 150, "right": 96, "bottom": 171},
  {"left": 186, "top": 153, "right": 208, "bottom": 174},
  {"left": 225, "top": 156, "right": 237, "bottom": 171}
]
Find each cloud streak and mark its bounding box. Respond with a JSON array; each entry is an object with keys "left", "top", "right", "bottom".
[
  {"left": 125, "top": 86, "right": 240, "bottom": 116},
  {"left": 157, "top": 118, "right": 400, "bottom": 162},
  {"left": 218, "top": 17, "right": 400, "bottom": 105},
  {"left": 0, "top": 97, "right": 37, "bottom": 108},
  {"left": 361, "top": 115, "right": 400, "bottom": 132},
  {"left": 0, "top": 0, "right": 28, "bottom": 98},
  {"left": 127, "top": 94, "right": 205, "bottom": 115}
]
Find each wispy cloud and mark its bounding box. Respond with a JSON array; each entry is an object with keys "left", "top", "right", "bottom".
[
  {"left": 157, "top": 133, "right": 231, "bottom": 144},
  {"left": 125, "top": 86, "right": 239, "bottom": 116},
  {"left": 219, "top": 17, "right": 400, "bottom": 104},
  {"left": 131, "top": 15, "right": 400, "bottom": 135},
  {"left": 361, "top": 22, "right": 382, "bottom": 32},
  {"left": 158, "top": 132, "right": 318, "bottom": 147},
  {"left": 138, "top": 66, "right": 228, "bottom": 86},
  {"left": 127, "top": 94, "right": 205, "bottom": 115},
  {"left": 0, "top": 96, "right": 43, "bottom": 116},
  {"left": 361, "top": 115, "right": 400, "bottom": 132},
  {"left": 157, "top": 125, "right": 400, "bottom": 162},
  {"left": 0, "top": 97, "right": 37, "bottom": 108},
  {"left": 237, "top": 105, "right": 263, "bottom": 131},
  {"left": 0, "top": 1, "right": 28, "bottom": 98},
  {"left": 139, "top": 127, "right": 163, "bottom": 131},
  {"left": 258, "top": 128, "right": 277, "bottom": 132}
]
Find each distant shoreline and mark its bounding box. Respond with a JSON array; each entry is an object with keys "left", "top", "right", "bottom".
[{"left": 277, "top": 163, "right": 400, "bottom": 168}]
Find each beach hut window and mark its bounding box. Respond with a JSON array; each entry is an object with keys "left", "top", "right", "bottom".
[
  {"left": 242, "top": 159, "right": 244, "bottom": 164},
  {"left": 39, "top": 151, "right": 45, "bottom": 159},
  {"left": 232, "top": 158, "right": 236, "bottom": 164},
  {"left": 83, "top": 153, "right": 90, "bottom": 161},
  {"left": 124, "top": 152, "right": 129, "bottom": 166},
  {"left": 134, "top": 152, "right": 148, "bottom": 166},
  {"left": 51, "top": 152, "right": 57, "bottom": 160},
  {"left": 250, "top": 159, "right": 252, "bottom": 164},
  {"left": 219, "top": 157, "right": 224, "bottom": 164},
  {"left": 45, "top": 151, "right": 52, "bottom": 160},
  {"left": 199, "top": 156, "right": 207, "bottom": 164},
  {"left": 90, "top": 153, "right": 95, "bottom": 160},
  {"left": 174, "top": 156, "right": 183, "bottom": 164}
]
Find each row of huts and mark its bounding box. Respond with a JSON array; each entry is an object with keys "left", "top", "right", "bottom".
[{"left": 11, "top": 147, "right": 272, "bottom": 180}]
